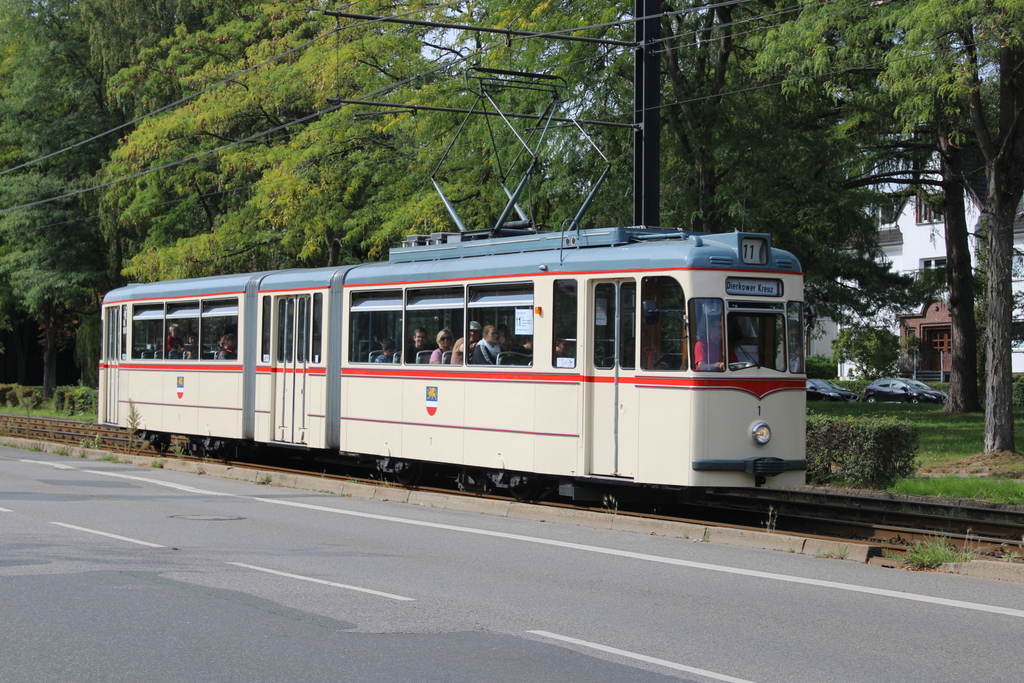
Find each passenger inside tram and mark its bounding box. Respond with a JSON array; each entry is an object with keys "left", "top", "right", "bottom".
[
  {"left": 452, "top": 321, "right": 481, "bottom": 364},
  {"left": 430, "top": 329, "right": 454, "bottom": 364},
  {"left": 471, "top": 325, "right": 501, "bottom": 364}
]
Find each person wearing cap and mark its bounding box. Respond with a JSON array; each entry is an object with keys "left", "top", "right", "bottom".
[
  {"left": 375, "top": 338, "right": 397, "bottom": 363},
  {"left": 451, "top": 321, "right": 481, "bottom": 365}
]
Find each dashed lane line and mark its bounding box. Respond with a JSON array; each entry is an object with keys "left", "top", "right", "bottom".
[
  {"left": 228, "top": 562, "right": 415, "bottom": 601},
  {"left": 528, "top": 630, "right": 757, "bottom": 683},
  {"left": 50, "top": 522, "right": 165, "bottom": 548}
]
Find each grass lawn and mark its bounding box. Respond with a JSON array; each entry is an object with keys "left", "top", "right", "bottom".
[{"left": 808, "top": 402, "right": 1024, "bottom": 504}]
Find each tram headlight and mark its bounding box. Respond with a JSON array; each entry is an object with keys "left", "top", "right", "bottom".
[{"left": 751, "top": 422, "right": 772, "bottom": 445}]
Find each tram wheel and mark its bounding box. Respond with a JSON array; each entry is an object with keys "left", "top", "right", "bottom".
[
  {"left": 508, "top": 476, "right": 540, "bottom": 501},
  {"left": 393, "top": 460, "right": 423, "bottom": 487}
]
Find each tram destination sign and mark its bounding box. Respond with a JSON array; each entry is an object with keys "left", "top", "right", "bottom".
[{"left": 725, "top": 277, "right": 782, "bottom": 297}]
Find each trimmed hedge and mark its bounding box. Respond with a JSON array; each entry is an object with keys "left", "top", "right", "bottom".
[
  {"left": 53, "top": 386, "right": 98, "bottom": 415},
  {"left": 807, "top": 414, "right": 918, "bottom": 488}
]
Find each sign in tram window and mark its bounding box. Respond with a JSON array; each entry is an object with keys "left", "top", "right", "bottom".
[
  {"left": 640, "top": 277, "right": 687, "bottom": 371},
  {"left": 131, "top": 304, "right": 164, "bottom": 360},
  {"left": 349, "top": 291, "right": 403, "bottom": 363},
  {"left": 467, "top": 283, "right": 534, "bottom": 366},
  {"left": 552, "top": 280, "right": 577, "bottom": 369},
  {"left": 405, "top": 287, "right": 463, "bottom": 365}
]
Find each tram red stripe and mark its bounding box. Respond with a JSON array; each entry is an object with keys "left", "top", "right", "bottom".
[{"left": 341, "top": 415, "right": 577, "bottom": 438}]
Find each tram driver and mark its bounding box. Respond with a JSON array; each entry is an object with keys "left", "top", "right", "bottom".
[{"left": 692, "top": 302, "right": 736, "bottom": 372}]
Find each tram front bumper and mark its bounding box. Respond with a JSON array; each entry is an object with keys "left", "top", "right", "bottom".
[{"left": 692, "top": 457, "right": 807, "bottom": 476}]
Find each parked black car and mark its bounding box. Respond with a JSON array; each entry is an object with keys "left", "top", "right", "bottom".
[
  {"left": 863, "top": 378, "right": 947, "bottom": 404},
  {"left": 806, "top": 379, "right": 859, "bottom": 402}
]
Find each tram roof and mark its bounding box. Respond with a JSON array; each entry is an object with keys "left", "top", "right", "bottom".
[
  {"left": 347, "top": 227, "right": 802, "bottom": 286},
  {"left": 103, "top": 227, "right": 801, "bottom": 304},
  {"left": 102, "top": 271, "right": 274, "bottom": 304}
]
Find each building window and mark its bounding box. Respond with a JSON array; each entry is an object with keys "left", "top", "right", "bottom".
[
  {"left": 915, "top": 197, "right": 943, "bottom": 224},
  {"left": 921, "top": 258, "right": 947, "bottom": 270},
  {"left": 930, "top": 330, "right": 951, "bottom": 352}
]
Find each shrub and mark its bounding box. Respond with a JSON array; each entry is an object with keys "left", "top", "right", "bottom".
[
  {"left": 0, "top": 384, "right": 16, "bottom": 407},
  {"left": 15, "top": 386, "right": 43, "bottom": 413},
  {"left": 60, "top": 386, "right": 97, "bottom": 415},
  {"left": 806, "top": 415, "right": 918, "bottom": 488},
  {"left": 1014, "top": 376, "right": 1024, "bottom": 407}
]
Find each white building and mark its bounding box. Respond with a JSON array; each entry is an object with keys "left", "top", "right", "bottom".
[{"left": 828, "top": 193, "right": 1024, "bottom": 379}]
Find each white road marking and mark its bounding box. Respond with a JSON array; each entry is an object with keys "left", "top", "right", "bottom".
[
  {"left": 20, "top": 459, "right": 75, "bottom": 469},
  {"left": 83, "top": 470, "right": 234, "bottom": 496},
  {"left": 528, "top": 630, "right": 757, "bottom": 683},
  {"left": 50, "top": 522, "right": 165, "bottom": 548},
  {"left": 0, "top": 506, "right": 12, "bottom": 512},
  {"left": 254, "top": 496, "right": 1024, "bottom": 620},
  {"left": 227, "top": 562, "right": 415, "bottom": 601}
]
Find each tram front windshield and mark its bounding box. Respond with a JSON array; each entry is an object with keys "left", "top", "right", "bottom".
[{"left": 689, "top": 298, "right": 792, "bottom": 372}]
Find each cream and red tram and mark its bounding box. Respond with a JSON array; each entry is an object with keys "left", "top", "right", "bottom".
[{"left": 99, "top": 227, "right": 807, "bottom": 498}]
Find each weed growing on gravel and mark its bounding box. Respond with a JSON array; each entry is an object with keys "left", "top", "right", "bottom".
[{"left": 902, "top": 538, "right": 976, "bottom": 569}]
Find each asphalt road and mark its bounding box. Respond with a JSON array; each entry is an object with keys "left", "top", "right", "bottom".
[{"left": 2, "top": 446, "right": 1023, "bottom": 682}]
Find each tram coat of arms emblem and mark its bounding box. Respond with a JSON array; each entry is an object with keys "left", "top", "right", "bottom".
[
  {"left": 176, "top": 376, "right": 184, "bottom": 399},
  {"left": 425, "top": 386, "right": 438, "bottom": 415}
]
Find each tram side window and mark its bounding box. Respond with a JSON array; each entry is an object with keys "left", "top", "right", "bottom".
[
  {"left": 121, "top": 305, "right": 127, "bottom": 360},
  {"left": 312, "top": 293, "right": 323, "bottom": 364},
  {"left": 787, "top": 301, "right": 805, "bottom": 374},
  {"left": 640, "top": 277, "right": 687, "bottom": 371},
  {"left": 104, "top": 307, "right": 120, "bottom": 361},
  {"left": 405, "top": 287, "right": 463, "bottom": 365},
  {"left": 467, "top": 283, "right": 534, "bottom": 366},
  {"left": 690, "top": 298, "right": 725, "bottom": 372},
  {"left": 202, "top": 299, "right": 239, "bottom": 361},
  {"left": 166, "top": 301, "right": 199, "bottom": 360},
  {"left": 593, "top": 284, "right": 616, "bottom": 369},
  {"left": 593, "top": 282, "right": 635, "bottom": 370},
  {"left": 349, "top": 291, "right": 403, "bottom": 363},
  {"left": 260, "top": 296, "right": 272, "bottom": 362},
  {"left": 727, "top": 305, "right": 786, "bottom": 372},
  {"left": 620, "top": 283, "right": 636, "bottom": 370},
  {"left": 552, "top": 280, "right": 577, "bottom": 368},
  {"left": 131, "top": 304, "right": 165, "bottom": 359}
]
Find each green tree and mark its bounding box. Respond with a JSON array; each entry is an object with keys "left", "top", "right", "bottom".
[
  {"left": 832, "top": 327, "right": 900, "bottom": 379},
  {"left": 0, "top": 0, "right": 117, "bottom": 394}
]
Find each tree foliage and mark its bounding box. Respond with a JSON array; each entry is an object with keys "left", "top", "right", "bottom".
[{"left": 832, "top": 327, "right": 900, "bottom": 380}]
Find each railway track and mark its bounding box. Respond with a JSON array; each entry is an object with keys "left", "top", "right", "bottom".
[{"left": 4, "top": 414, "right": 1022, "bottom": 563}]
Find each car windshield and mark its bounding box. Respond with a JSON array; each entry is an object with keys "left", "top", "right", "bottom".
[{"left": 905, "top": 380, "right": 932, "bottom": 389}]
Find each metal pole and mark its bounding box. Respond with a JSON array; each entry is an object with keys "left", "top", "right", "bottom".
[{"left": 633, "top": 0, "right": 661, "bottom": 228}]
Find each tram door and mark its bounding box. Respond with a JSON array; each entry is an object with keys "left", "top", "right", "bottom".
[
  {"left": 585, "top": 280, "right": 638, "bottom": 479},
  {"left": 102, "top": 305, "right": 124, "bottom": 424},
  {"left": 272, "top": 295, "right": 311, "bottom": 444}
]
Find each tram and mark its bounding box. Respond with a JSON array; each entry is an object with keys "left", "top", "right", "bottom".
[{"left": 99, "top": 226, "right": 808, "bottom": 498}]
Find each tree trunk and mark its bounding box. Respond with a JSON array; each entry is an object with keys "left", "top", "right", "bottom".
[
  {"left": 11, "top": 318, "right": 27, "bottom": 386},
  {"left": 975, "top": 44, "right": 1024, "bottom": 454},
  {"left": 938, "top": 137, "right": 980, "bottom": 413},
  {"left": 42, "top": 303, "right": 57, "bottom": 399},
  {"left": 983, "top": 198, "right": 1016, "bottom": 453}
]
